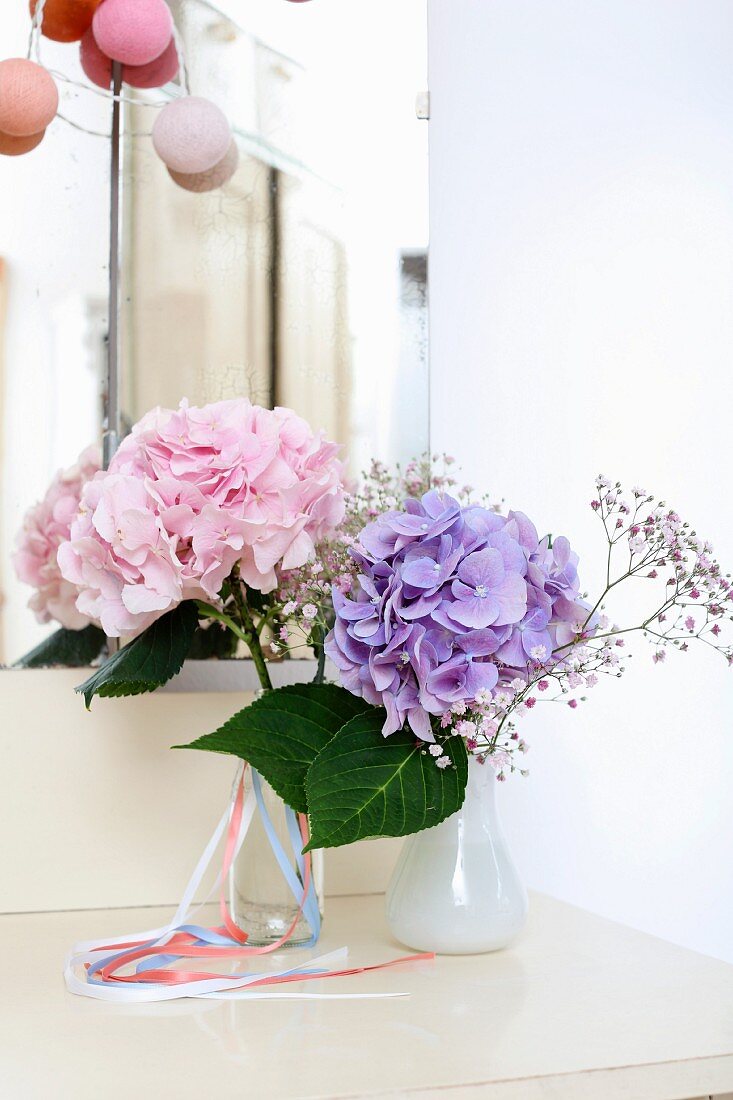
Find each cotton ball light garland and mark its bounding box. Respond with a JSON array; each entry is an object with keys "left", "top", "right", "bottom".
[
  {"left": 0, "top": 128, "right": 46, "bottom": 156},
  {"left": 92, "top": 0, "right": 173, "bottom": 66},
  {"left": 0, "top": 58, "right": 58, "bottom": 137},
  {"left": 168, "top": 139, "right": 239, "bottom": 193},
  {"left": 80, "top": 28, "right": 178, "bottom": 90},
  {"left": 152, "top": 96, "right": 231, "bottom": 175},
  {"left": 29, "top": 0, "right": 102, "bottom": 43},
  {"left": 1, "top": 0, "right": 235, "bottom": 186}
]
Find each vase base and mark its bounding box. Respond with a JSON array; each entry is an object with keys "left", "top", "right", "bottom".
[
  {"left": 388, "top": 925, "right": 526, "bottom": 956},
  {"left": 232, "top": 899, "right": 316, "bottom": 948}
]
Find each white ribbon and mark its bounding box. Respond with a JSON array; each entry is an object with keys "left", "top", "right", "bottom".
[{"left": 64, "top": 764, "right": 408, "bottom": 1002}]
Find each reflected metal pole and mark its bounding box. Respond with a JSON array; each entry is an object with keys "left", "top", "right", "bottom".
[
  {"left": 103, "top": 60, "right": 123, "bottom": 471},
  {"left": 103, "top": 62, "right": 124, "bottom": 654}
]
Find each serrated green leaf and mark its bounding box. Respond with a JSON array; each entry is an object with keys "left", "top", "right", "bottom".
[
  {"left": 177, "top": 683, "right": 370, "bottom": 813},
  {"left": 304, "top": 711, "right": 469, "bottom": 851},
  {"left": 13, "top": 624, "right": 107, "bottom": 669},
  {"left": 188, "top": 621, "right": 239, "bottom": 659},
  {"left": 75, "top": 602, "right": 199, "bottom": 708}
]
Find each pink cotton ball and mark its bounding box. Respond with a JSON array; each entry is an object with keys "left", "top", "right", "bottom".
[
  {"left": 80, "top": 27, "right": 111, "bottom": 88},
  {"left": 92, "top": 0, "right": 173, "bottom": 66},
  {"left": 0, "top": 59, "right": 58, "bottom": 137},
  {"left": 125, "top": 36, "right": 178, "bottom": 88},
  {"left": 152, "top": 96, "right": 231, "bottom": 174},
  {"left": 0, "top": 128, "right": 46, "bottom": 157},
  {"left": 81, "top": 30, "right": 179, "bottom": 90},
  {"left": 168, "top": 140, "right": 239, "bottom": 193}
]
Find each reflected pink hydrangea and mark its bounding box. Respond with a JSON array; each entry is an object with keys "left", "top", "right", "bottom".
[
  {"left": 13, "top": 445, "right": 101, "bottom": 630},
  {"left": 58, "top": 399, "right": 345, "bottom": 637}
]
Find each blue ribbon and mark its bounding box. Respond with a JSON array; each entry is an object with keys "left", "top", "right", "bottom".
[
  {"left": 251, "top": 769, "right": 321, "bottom": 946},
  {"left": 86, "top": 767, "right": 321, "bottom": 986}
]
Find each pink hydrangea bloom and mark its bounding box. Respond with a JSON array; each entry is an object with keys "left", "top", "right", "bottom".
[
  {"left": 58, "top": 399, "right": 345, "bottom": 637},
  {"left": 13, "top": 445, "right": 101, "bottom": 630}
]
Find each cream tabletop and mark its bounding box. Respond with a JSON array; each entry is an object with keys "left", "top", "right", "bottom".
[{"left": 1, "top": 892, "right": 732, "bottom": 1099}]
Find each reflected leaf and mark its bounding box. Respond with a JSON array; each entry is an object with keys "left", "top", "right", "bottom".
[{"left": 13, "top": 625, "right": 107, "bottom": 670}]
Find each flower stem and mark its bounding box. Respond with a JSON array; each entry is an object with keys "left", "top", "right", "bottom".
[
  {"left": 230, "top": 566, "right": 273, "bottom": 692},
  {"left": 311, "top": 622, "right": 326, "bottom": 684}
]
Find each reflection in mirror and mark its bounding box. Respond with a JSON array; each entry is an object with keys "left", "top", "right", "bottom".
[
  {"left": 0, "top": 0, "right": 428, "bottom": 665},
  {"left": 123, "top": 0, "right": 428, "bottom": 468}
]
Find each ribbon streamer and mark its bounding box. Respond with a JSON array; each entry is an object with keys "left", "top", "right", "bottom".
[{"left": 65, "top": 763, "right": 432, "bottom": 1002}]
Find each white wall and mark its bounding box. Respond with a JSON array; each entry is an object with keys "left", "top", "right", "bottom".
[{"left": 428, "top": 0, "right": 733, "bottom": 962}]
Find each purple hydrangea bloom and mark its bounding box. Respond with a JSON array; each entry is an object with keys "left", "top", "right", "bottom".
[{"left": 325, "top": 491, "right": 586, "bottom": 739}]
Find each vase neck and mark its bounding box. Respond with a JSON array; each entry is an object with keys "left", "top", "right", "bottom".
[{"left": 466, "top": 755, "right": 498, "bottom": 803}]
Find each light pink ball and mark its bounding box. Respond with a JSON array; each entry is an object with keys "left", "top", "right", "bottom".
[
  {"left": 0, "top": 59, "right": 58, "bottom": 137},
  {"left": 80, "top": 27, "right": 178, "bottom": 89},
  {"left": 152, "top": 96, "right": 231, "bottom": 174},
  {"left": 168, "top": 140, "right": 239, "bottom": 193},
  {"left": 92, "top": 0, "right": 173, "bottom": 66}
]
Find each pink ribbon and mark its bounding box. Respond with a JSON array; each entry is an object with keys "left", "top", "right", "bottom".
[{"left": 66, "top": 763, "right": 433, "bottom": 1000}]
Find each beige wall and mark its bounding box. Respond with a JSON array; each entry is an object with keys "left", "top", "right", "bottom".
[{"left": 0, "top": 670, "right": 400, "bottom": 913}]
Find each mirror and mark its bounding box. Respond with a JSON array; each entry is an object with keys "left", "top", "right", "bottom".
[{"left": 0, "top": 0, "right": 429, "bottom": 665}]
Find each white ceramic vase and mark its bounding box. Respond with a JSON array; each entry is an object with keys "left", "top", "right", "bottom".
[{"left": 386, "top": 755, "right": 528, "bottom": 954}]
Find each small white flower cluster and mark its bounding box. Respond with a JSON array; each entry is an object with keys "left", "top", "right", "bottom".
[
  {"left": 427, "top": 476, "right": 732, "bottom": 782},
  {"left": 591, "top": 476, "right": 733, "bottom": 665},
  {"left": 427, "top": 743, "right": 452, "bottom": 769},
  {"left": 437, "top": 689, "right": 532, "bottom": 781}
]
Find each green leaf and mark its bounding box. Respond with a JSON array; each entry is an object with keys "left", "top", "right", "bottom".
[
  {"left": 243, "top": 583, "right": 269, "bottom": 615},
  {"left": 188, "top": 621, "right": 239, "bottom": 659},
  {"left": 304, "top": 711, "right": 469, "bottom": 851},
  {"left": 75, "top": 602, "right": 199, "bottom": 708},
  {"left": 14, "top": 625, "right": 107, "bottom": 669},
  {"left": 176, "top": 683, "right": 370, "bottom": 813}
]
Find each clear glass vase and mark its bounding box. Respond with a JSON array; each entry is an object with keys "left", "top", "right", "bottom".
[
  {"left": 228, "top": 770, "right": 324, "bottom": 947},
  {"left": 386, "top": 755, "right": 528, "bottom": 955}
]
